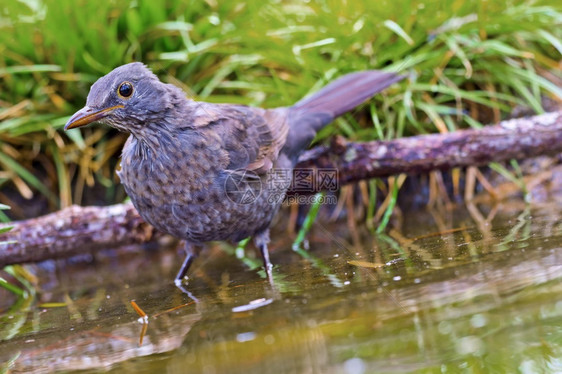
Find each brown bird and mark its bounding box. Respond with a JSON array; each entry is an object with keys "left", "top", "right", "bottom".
[{"left": 65, "top": 63, "right": 403, "bottom": 285}]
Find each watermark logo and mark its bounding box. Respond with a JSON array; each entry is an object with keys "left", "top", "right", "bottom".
[
  {"left": 224, "top": 168, "right": 339, "bottom": 205},
  {"left": 224, "top": 169, "right": 262, "bottom": 204},
  {"left": 269, "top": 168, "right": 339, "bottom": 193}
]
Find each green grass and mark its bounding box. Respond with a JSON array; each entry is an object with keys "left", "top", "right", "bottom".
[{"left": 0, "top": 0, "right": 561, "bottom": 216}]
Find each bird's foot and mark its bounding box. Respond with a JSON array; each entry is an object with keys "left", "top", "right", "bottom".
[
  {"left": 174, "top": 278, "right": 200, "bottom": 302},
  {"left": 254, "top": 230, "right": 277, "bottom": 287},
  {"left": 264, "top": 262, "right": 274, "bottom": 286},
  {"left": 174, "top": 277, "right": 186, "bottom": 287}
]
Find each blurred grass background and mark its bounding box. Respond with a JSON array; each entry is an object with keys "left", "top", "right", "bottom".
[{"left": 0, "top": 0, "right": 561, "bottom": 220}]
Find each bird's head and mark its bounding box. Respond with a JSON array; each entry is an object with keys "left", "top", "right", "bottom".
[{"left": 64, "top": 62, "right": 180, "bottom": 134}]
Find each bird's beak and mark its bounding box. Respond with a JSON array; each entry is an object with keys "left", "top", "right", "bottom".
[{"left": 64, "top": 105, "right": 124, "bottom": 130}]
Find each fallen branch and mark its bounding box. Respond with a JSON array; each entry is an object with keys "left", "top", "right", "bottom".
[
  {"left": 0, "top": 203, "right": 162, "bottom": 267},
  {"left": 2, "top": 111, "right": 562, "bottom": 266},
  {"left": 297, "top": 110, "right": 562, "bottom": 186}
]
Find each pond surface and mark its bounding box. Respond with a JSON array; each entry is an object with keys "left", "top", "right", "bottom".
[{"left": 2, "top": 198, "right": 562, "bottom": 373}]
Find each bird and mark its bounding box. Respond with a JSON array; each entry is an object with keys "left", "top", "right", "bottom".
[{"left": 65, "top": 62, "right": 403, "bottom": 285}]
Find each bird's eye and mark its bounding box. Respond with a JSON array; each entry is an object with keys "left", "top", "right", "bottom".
[{"left": 117, "top": 82, "right": 134, "bottom": 98}]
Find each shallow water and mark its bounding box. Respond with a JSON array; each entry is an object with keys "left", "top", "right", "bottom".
[{"left": 2, "top": 199, "right": 562, "bottom": 373}]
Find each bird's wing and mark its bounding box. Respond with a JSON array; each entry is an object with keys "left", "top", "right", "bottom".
[{"left": 189, "top": 102, "right": 290, "bottom": 174}]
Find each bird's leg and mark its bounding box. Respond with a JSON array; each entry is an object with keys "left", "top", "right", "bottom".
[
  {"left": 174, "top": 242, "right": 199, "bottom": 286},
  {"left": 174, "top": 242, "right": 201, "bottom": 302},
  {"left": 254, "top": 230, "right": 274, "bottom": 284}
]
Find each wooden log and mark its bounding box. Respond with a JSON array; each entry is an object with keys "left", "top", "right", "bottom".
[
  {"left": 297, "top": 111, "right": 562, "bottom": 186},
  {"left": 0, "top": 203, "right": 162, "bottom": 267}
]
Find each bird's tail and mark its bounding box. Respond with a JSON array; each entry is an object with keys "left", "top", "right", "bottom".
[{"left": 284, "top": 71, "right": 404, "bottom": 158}]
